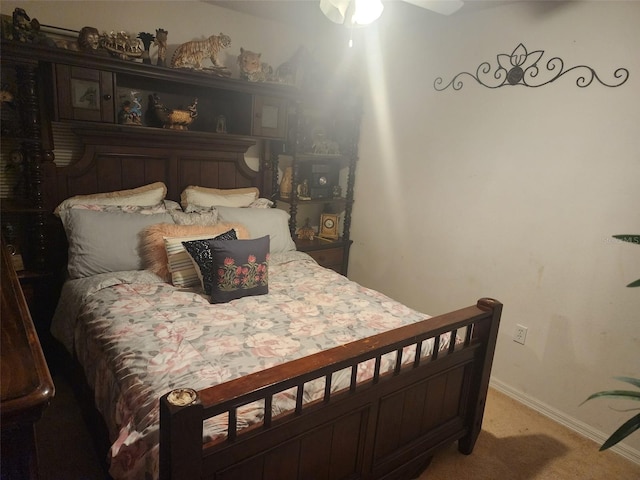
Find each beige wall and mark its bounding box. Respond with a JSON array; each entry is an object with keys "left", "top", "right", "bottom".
[
  {"left": 3, "top": 0, "right": 638, "bottom": 461},
  {"left": 348, "top": 0, "right": 640, "bottom": 459}
]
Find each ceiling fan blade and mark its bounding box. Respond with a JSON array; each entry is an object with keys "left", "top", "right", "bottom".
[{"left": 402, "top": 0, "right": 464, "bottom": 16}]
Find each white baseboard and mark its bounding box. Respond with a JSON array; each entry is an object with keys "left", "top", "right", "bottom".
[{"left": 489, "top": 378, "right": 640, "bottom": 466}]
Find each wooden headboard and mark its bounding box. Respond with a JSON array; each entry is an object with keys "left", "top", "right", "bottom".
[
  {"left": 42, "top": 123, "right": 273, "bottom": 212},
  {"left": 37, "top": 123, "right": 275, "bottom": 283}
]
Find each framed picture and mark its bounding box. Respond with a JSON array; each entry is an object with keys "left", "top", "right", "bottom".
[{"left": 71, "top": 78, "right": 100, "bottom": 110}]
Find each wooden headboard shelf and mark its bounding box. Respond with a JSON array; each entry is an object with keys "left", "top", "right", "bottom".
[
  {"left": 43, "top": 123, "right": 265, "bottom": 211},
  {"left": 2, "top": 38, "right": 289, "bottom": 275}
]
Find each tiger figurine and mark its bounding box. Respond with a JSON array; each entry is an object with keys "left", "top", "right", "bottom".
[
  {"left": 171, "top": 33, "right": 231, "bottom": 70},
  {"left": 237, "top": 47, "right": 273, "bottom": 82}
]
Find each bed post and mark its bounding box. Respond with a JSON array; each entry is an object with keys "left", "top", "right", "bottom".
[
  {"left": 458, "top": 297, "right": 502, "bottom": 454},
  {"left": 159, "top": 388, "right": 203, "bottom": 480}
]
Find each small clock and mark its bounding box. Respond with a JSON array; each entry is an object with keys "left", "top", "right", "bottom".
[{"left": 318, "top": 213, "right": 339, "bottom": 240}]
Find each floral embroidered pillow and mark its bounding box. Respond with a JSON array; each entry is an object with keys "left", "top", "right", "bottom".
[
  {"left": 184, "top": 236, "right": 269, "bottom": 304},
  {"left": 209, "top": 236, "right": 270, "bottom": 303}
]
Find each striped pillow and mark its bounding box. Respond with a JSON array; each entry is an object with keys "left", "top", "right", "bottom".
[
  {"left": 140, "top": 222, "right": 249, "bottom": 284},
  {"left": 165, "top": 229, "right": 238, "bottom": 288}
]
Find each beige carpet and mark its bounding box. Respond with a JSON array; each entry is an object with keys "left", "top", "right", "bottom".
[{"left": 422, "top": 388, "right": 640, "bottom": 479}]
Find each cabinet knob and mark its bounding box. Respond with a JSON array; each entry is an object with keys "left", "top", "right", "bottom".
[{"left": 103, "top": 94, "right": 112, "bottom": 100}]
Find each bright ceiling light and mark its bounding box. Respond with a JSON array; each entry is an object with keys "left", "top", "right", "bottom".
[{"left": 319, "top": 0, "right": 385, "bottom": 26}]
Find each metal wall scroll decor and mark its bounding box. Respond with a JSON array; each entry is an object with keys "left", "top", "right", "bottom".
[{"left": 434, "top": 43, "right": 629, "bottom": 91}]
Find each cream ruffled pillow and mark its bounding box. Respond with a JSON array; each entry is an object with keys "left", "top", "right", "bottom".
[
  {"left": 54, "top": 182, "right": 167, "bottom": 216},
  {"left": 180, "top": 186, "right": 259, "bottom": 210}
]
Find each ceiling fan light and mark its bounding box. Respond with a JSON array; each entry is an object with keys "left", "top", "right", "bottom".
[
  {"left": 401, "top": 0, "right": 464, "bottom": 16},
  {"left": 319, "top": 0, "right": 349, "bottom": 24},
  {"left": 319, "top": 0, "right": 384, "bottom": 25},
  {"left": 351, "top": 0, "right": 384, "bottom": 25}
]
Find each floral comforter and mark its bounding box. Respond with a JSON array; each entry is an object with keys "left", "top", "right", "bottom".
[{"left": 51, "top": 251, "right": 441, "bottom": 480}]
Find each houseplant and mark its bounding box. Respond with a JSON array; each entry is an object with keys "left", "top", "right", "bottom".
[
  {"left": 582, "top": 377, "right": 640, "bottom": 450},
  {"left": 581, "top": 234, "right": 639, "bottom": 451},
  {"left": 613, "top": 234, "right": 640, "bottom": 287}
]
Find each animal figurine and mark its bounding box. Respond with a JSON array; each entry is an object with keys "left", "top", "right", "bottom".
[
  {"left": 171, "top": 33, "right": 231, "bottom": 71},
  {"left": 296, "top": 218, "right": 315, "bottom": 241},
  {"left": 9, "top": 7, "right": 54, "bottom": 46},
  {"left": 154, "top": 28, "right": 168, "bottom": 67},
  {"left": 147, "top": 93, "right": 198, "bottom": 130},
  {"left": 138, "top": 32, "right": 155, "bottom": 64},
  {"left": 271, "top": 46, "right": 308, "bottom": 85},
  {"left": 237, "top": 47, "right": 273, "bottom": 82},
  {"left": 53, "top": 26, "right": 100, "bottom": 52},
  {"left": 11, "top": 7, "right": 34, "bottom": 42},
  {"left": 102, "top": 31, "right": 142, "bottom": 60}
]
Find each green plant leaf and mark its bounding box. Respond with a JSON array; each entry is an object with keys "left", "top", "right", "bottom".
[
  {"left": 614, "top": 377, "right": 640, "bottom": 389},
  {"left": 613, "top": 235, "right": 640, "bottom": 286},
  {"left": 599, "top": 412, "right": 640, "bottom": 451},
  {"left": 581, "top": 390, "right": 640, "bottom": 405},
  {"left": 613, "top": 235, "right": 640, "bottom": 245}
]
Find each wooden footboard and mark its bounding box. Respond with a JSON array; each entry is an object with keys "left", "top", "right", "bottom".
[{"left": 159, "top": 298, "right": 502, "bottom": 480}]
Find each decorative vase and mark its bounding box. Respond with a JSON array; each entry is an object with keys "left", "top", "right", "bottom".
[{"left": 280, "top": 166, "right": 293, "bottom": 199}]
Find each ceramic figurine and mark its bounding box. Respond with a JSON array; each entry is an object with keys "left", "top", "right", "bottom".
[
  {"left": 215, "top": 115, "right": 227, "bottom": 134},
  {"left": 297, "top": 218, "right": 315, "bottom": 241},
  {"left": 138, "top": 32, "right": 155, "bottom": 64},
  {"left": 279, "top": 166, "right": 293, "bottom": 199},
  {"left": 147, "top": 93, "right": 197, "bottom": 130},
  {"left": 171, "top": 33, "right": 231, "bottom": 73},
  {"left": 102, "top": 31, "right": 142, "bottom": 60},
  {"left": 237, "top": 47, "right": 273, "bottom": 82},
  {"left": 118, "top": 91, "right": 142, "bottom": 125},
  {"left": 154, "top": 28, "right": 168, "bottom": 67},
  {"left": 297, "top": 179, "right": 311, "bottom": 200}
]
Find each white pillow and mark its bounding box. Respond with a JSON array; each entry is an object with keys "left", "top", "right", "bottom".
[
  {"left": 54, "top": 182, "right": 168, "bottom": 216},
  {"left": 216, "top": 206, "right": 296, "bottom": 254},
  {"left": 180, "top": 186, "right": 259, "bottom": 209}
]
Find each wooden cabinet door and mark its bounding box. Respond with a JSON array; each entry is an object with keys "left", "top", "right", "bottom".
[
  {"left": 252, "top": 95, "right": 287, "bottom": 139},
  {"left": 55, "top": 64, "right": 115, "bottom": 122}
]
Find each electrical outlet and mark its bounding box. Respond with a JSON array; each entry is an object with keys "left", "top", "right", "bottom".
[{"left": 514, "top": 324, "right": 528, "bottom": 345}]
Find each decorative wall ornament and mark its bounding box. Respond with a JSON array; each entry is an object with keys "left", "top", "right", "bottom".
[{"left": 434, "top": 43, "right": 629, "bottom": 91}]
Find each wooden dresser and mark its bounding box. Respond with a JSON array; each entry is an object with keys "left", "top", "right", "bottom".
[{"left": 1, "top": 240, "right": 55, "bottom": 479}]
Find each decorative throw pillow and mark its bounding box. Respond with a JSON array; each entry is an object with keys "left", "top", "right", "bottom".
[
  {"left": 180, "top": 229, "right": 238, "bottom": 292},
  {"left": 139, "top": 223, "right": 248, "bottom": 283},
  {"left": 54, "top": 182, "right": 167, "bottom": 216},
  {"left": 169, "top": 209, "right": 219, "bottom": 225},
  {"left": 248, "top": 198, "right": 274, "bottom": 209},
  {"left": 63, "top": 202, "right": 170, "bottom": 215},
  {"left": 184, "top": 236, "right": 270, "bottom": 304},
  {"left": 180, "top": 186, "right": 259, "bottom": 210}
]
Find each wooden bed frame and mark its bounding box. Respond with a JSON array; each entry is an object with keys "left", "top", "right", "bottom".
[{"left": 41, "top": 125, "right": 502, "bottom": 480}]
